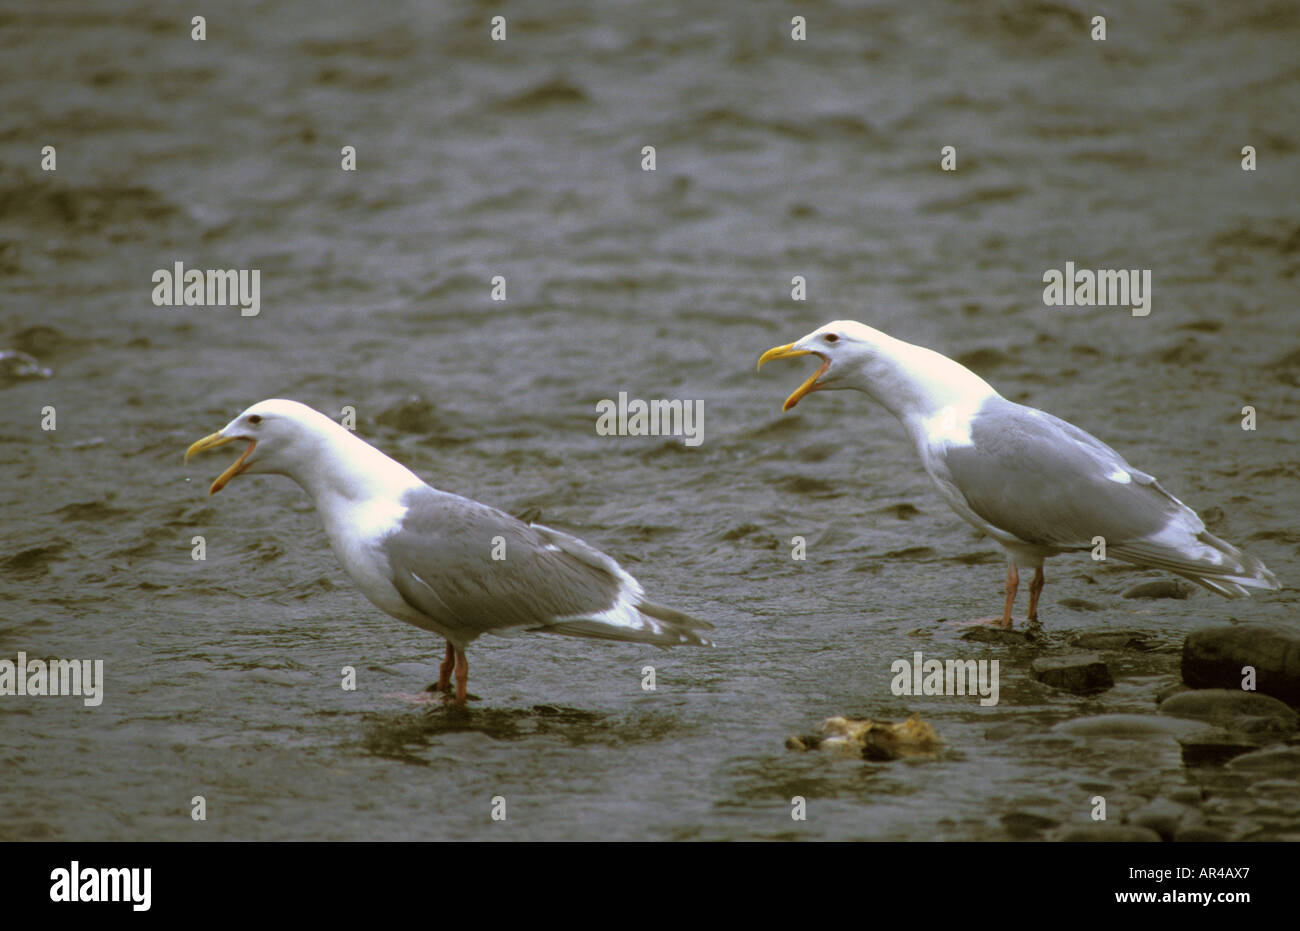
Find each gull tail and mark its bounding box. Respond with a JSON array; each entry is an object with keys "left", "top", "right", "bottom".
[
  {"left": 1110, "top": 529, "right": 1280, "bottom": 598},
  {"left": 540, "top": 598, "right": 714, "bottom": 647}
]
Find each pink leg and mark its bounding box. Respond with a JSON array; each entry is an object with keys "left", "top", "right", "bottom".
[
  {"left": 436, "top": 641, "right": 455, "bottom": 692},
  {"left": 1026, "top": 567, "right": 1045, "bottom": 625},
  {"left": 453, "top": 648, "right": 468, "bottom": 705},
  {"left": 998, "top": 562, "right": 1019, "bottom": 628},
  {"left": 951, "top": 561, "right": 1019, "bottom": 627}
]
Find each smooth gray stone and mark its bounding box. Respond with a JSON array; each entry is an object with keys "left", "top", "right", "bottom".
[
  {"left": 1123, "top": 579, "right": 1196, "bottom": 599},
  {"left": 1158, "top": 688, "right": 1299, "bottom": 730},
  {"left": 1058, "top": 824, "right": 1162, "bottom": 842},
  {"left": 1182, "top": 625, "right": 1300, "bottom": 705},
  {"left": 1032, "top": 653, "right": 1113, "bottom": 693}
]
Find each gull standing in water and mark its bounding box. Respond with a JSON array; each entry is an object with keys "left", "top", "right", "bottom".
[
  {"left": 186, "top": 399, "right": 712, "bottom": 703},
  {"left": 758, "top": 321, "right": 1279, "bottom": 627}
]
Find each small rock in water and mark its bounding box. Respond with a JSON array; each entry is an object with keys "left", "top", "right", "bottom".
[
  {"left": 960, "top": 626, "right": 1036, "bottom": 645},
  {"left": 1158, "top": 688, "right": 1298, "bottom": 734},
  {"left": 1055, "top": 714, "right": 1213, "bottom": 740},
  {"left": 1173, "top": 826, "right": 1229, "bottom": 842},
  {"left": 1032, "top": 653, "right": 1113, "bottom": 694},
  {"left": 1056, "top": 824, "right": 1162, "bottom": 842},
  {"left": 1177, "top": 732, "right": 1262, "bottom": 767},
  {"left": 1130, "top": 797, "right": 1192, "bottom": 841},
  {"left": 786, "top": 713, "right": 940, "bottom": 761},
  {"left": 1155, "top": 682, "right": 1190, "bottom": 704},
  {"left": 1058, "top": 598, "right": 1105, "bottom": 612},
  {"left": 1225, "top": 746, "right": 1300, "bottom": 778},
  {"left": 1181, "top": 625, "right": 1300, "bottom": 705},
  {"left": 1122, "top": 579, "right": 1196, "bottom": 599},
  {"left": 1072, "top": 630, "right": 1157, "bottom": 651},
  {"left": 1001, "top": 811, "right": 1060, "bottom": 839}
]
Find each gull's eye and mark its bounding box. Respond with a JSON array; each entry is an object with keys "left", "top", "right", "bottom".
[
  {"left": 248, "top": 415, "right": 262, "bottom": 425},
  {"left": 824, "top": 333, "right": 839, "bottom": 343}
]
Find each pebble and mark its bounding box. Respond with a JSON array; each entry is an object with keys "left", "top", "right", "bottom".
[
  {"left": 1032, "top": 653, "right": 1113, "bottom": 693},
  {"left": 1182, "top": 624, "right": 1300, "bottom": 705}
]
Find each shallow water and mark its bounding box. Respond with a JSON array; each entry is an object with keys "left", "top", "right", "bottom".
[{"left": 1, "top": 0, "right": 1297, "bottom": 841}]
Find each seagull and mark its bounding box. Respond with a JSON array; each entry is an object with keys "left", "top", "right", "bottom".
[
  {"left": 757, "top": 321, "right": 1279, "bottom": 628},
  {"left": 185, "top": 399, "right": 712, "bottom": 704}
]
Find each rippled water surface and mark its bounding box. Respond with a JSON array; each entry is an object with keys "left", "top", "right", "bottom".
[{"left": 1, "top": 0, "right": 1297, "bottom": 840}]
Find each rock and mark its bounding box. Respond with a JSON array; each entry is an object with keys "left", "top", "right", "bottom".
[
  {"left": 1158, "top": 689, "right": 1299, "bottom": 733},
  {"left": 1131, "top": 797, "right": 1191, "bottom": 841},
  {"left": 1225, "top": 746, "right": 1300, "bottom": 778},
  {"left": 960, "top": 626, "right": 1036, "bottom": 645},
  {"left": 1166, "top": 786, "right": 1204, "bottom": 805},
  {"left": 1122, "top": 579, "right": 1196, "bottom": 599},
  {"left": 1177, "top": 733, "right": 1261, "bottom": 767},
  {"left": 786, "top": 713, "right": 940, "bottom": 761},
  {"left": 1057, "top": 824, "right": 1162, "bottom": 842},
  {"left": 1182, "top": 625, "right": 1300, "bottom": 706},
  {"left": 1156, "top": 682, "right": 1190, "bottom": 704},
  {"left": 1032, "top": 653, "right": 1113, "bottom": 693},
  {"left": 1174, "top": 826, "right": 1229, "bottom": 842},
  {"left": 1072, "top": 630, "right": 1156, "bottom": 651},
  {"left": 1055, "top": 714, "right": 1213, "bottom": 740},
  {"left": 1058, "top": 598, "right": 1105, "bottom": 612},
  {"left": 1247, "top": 778, "right": 1300, "bottom": 797},
  {"left": 1001, "top": 811, "right": 1059, "bottom": 839}
]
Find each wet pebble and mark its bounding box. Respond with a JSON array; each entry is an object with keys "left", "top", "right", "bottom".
[
  {"left": 1000, "top": 811, "right": 1059, "bottom": 838},
  {"left": 1056, "top": 824, "right": 1162, "bottom": 842},
  {"left": 1055, "top": 713, "right": 1214, "bottom": 739},
  {"left": 959, "top": 626, "right": 1036, "bottom": 645},
  {"left": 1071, "top": 629, "right": 1157, "bottom": 651},
  {"left": 1182, "top": 624, "right": 1300, "bottom": 705},
  {"left": 1226, "top": 746, "right": 1300, "bottom": 778},
  {"left": 1173, "top": 826, "right": 1229, "bottom": 842},
  {"left": 1122, "top": 579, "right": 1196, "bottom": 599},
  {"left": 1031, "top": 653, "right": 1113, "bottom": 694},
  {"left": 1158, "top": 688, "right": 1299, "bottom": 733},
  {"left": 1131, "top": 797, "right": 1193, "bottom": 840}
]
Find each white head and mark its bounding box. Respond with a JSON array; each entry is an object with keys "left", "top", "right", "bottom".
[
  {"left": 756, "top": 320, "right": 998, "bottom": 419},
  {"left": 184, "top": 399, "right": 348, "bottom": 495}
]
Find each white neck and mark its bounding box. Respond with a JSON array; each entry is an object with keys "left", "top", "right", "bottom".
[
  {"left": 850, "top": 334, "right": 999, "bottom": 444},
  {"left": 284, "top": 420, "right": 426, "bottom": 508}
]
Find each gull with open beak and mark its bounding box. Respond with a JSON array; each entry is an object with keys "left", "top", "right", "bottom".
[
  {"left": 185, "top": 399, "right": 712, "bottom": 704},
  {"left": 757, "top": 321, "right": 1279, "bottom": 628}
]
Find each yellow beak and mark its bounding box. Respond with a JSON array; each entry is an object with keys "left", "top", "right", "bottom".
[
  {"left": 185, "top": 432, "right": 256, "bottom": 495},
  {"left": 756, "top": 343, "right": 829, "bottom": 411}
]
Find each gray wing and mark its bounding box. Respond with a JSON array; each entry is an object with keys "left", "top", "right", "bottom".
[
  {"left": 939, "top": 398, "right": 1278, "bottom": 595},
  {"left": 382, "top": 487, "right": 712, "bottom": 644},
  {"left": 940, "top": 397, "right": 1176, "bottom": 548}
]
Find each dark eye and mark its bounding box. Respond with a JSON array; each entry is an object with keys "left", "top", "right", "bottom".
[
  {"left": 824, "top": 333, "right": 839, "bottom": 343},
  {"left": 248, "top": 415, "right": 262, "bottom": 425}
]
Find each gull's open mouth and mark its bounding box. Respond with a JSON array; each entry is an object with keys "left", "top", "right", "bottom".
[
  {"left": 756, "top": 344, "right": 830, "bottom": 411},
  {"left": 185, "top": 433, "right": 256, "bottom": 495}
]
